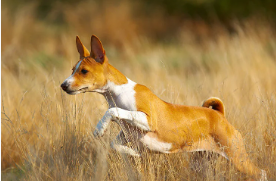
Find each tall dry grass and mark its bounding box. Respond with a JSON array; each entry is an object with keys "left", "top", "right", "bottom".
[{"left": 2, "top": 2, "right": 276, "bottom": 180}]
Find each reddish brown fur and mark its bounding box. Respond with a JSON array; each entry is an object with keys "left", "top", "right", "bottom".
[
  {"left": 70, "top": 58, "right": 107, "bottom": 91},
  {"left": 202, "top": 97, "right": 225, "bottom": 115},
  {"left": 134, "top": 80, "right": 264, "bottom": 179}
]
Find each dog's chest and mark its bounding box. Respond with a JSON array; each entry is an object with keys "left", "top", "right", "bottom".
[
  {"left": 105, "top": 79, "right": 137, "bottom": 111},
  {"left": 113, "top": 93, "right": 136, "bottom": 110}
]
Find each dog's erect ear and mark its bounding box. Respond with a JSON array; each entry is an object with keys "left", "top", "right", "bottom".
[
  {"left": 90, "top": 35, "right": 106, "bottom": 64},
  {"left": 76, "top": 36, "right": 90, "bottom": 59}
]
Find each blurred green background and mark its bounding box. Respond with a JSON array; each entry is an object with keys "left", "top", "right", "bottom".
[
  {"left": 3, "top": 0, "right": 276, "bottom": 39},
  {"left": 4, "top": 0, "right": 276, "bottom": 22}
]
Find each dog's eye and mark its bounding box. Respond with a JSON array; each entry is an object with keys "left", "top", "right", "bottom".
[{"left": 81, "top": 69, "right": 88, "bottom": 74}]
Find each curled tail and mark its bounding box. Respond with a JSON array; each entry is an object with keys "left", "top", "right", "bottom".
[{"left": 202, "top": 97, "right": 225, "bottom": 115}]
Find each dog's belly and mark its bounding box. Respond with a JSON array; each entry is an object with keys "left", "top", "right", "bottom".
[
  {"left": 118, "top": 121, "right": 144, "bottom": 145},
  {"left": 118, "top": 121, "right": 221, "bottom": 155},
  {"left": 139, "top": 132, "right": 227, "bottom": 157},
  {"left": 117, "top": 121, "right": 172, "bottom": 153},
  {"left": 140, "top": 132, "right": 173, "bottom": 153}
]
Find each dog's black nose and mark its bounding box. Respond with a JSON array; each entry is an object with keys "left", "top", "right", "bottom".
[{"left": 61, "top": 82, "right": 69, "bottom": 91}]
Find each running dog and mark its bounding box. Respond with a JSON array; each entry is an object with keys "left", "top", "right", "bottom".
[{"left": 61, "top": 35, "right": 267, "bottom": 180}]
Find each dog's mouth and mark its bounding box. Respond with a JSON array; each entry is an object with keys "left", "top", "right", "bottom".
[
  {"left": 79, "top": 87, "right": 88, "bottom": 92},
  {"left": 65, "top": 87, "right": 88, "bottom": 95}
]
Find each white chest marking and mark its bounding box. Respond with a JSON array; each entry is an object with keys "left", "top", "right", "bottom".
[
  {"left": 141, "top": 135, "right": 172, "bottom": 153},
  {"left": 100, "top": 78, "right": 137, "bottom": 111}
]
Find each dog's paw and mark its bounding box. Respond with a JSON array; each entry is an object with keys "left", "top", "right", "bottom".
[
  {"left": 260, "top": 170, "right": 268, "bottom": 181},
  {"left": 106, "top": 108, "right": 120, "bottom": 120},
  {"left": 93, "top": 128, "right": 104, "bottom": 138}
]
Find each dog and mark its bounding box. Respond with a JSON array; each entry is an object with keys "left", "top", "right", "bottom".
[{"left": 61, "top": 35, "right": 267, "bottom": 180}]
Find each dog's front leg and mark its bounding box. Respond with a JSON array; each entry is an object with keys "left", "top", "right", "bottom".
[
  {"left": 93, "top": 109, "right": 113, "bottom": 138},
  {"left": 106, "top": 107, "right": 151, "bottom": 131},
  {"left": 93, "top": 107, "right": 151, "bottom": 138}
]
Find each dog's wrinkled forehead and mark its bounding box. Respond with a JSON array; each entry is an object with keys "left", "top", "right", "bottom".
[
  {"left": 72, "top": 59, "right": 83, "bottom": 73},
  {"left": 72, "top": 57, "right": 94, "bottom": 72}
]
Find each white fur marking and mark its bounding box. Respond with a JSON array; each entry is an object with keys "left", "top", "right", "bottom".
[
  {"left": 73, "top": 60, "right": 82, "bottom": 75},
  {"left": 109, "top": 107, "right": 150, "bottom": 131},
  {"left": 64, "top": 75, "right": 74, "bottom": 84},
  {"left": 260, "top": 170, "right": 267, "bottom": 181},
  {"left": 93, "top": 107, "right": 150, "bottom": 137},
  {"left": 111, "top": 141, "right": 140, "bottom": 157},
  {"left": 93, "top": 112, "right": 112, "bottom": 137},
  {"left": 97, "top": 78, "right": 137, "bottom": 111},
  {"left": 63, "top": 60, "right": 82, "bottom": 85},
  {"left": 141, "top": 135, "right": 172, "bottom": 153}
]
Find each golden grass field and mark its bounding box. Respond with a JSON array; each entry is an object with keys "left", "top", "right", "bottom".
[{"left": 2, "top": 2, "right": 276, "bottom": 180}]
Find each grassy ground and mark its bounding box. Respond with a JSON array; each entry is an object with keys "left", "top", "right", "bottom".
[{"left": 2, "top": 2, "right": 276, "bottom": 180}]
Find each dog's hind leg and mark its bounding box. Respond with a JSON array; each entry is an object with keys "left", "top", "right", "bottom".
[
  {"left": 214, "top": 122, "right": 267, "bottom": 180},
  {"left": 111, "top": 131, "right": 141, "bottom": 157},
  {"left": 183, "top": 136, "right": 229, "bottom": 159}
]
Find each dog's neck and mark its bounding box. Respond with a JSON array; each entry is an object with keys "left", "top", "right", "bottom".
[{"left": 106, "top": 64, "right": 128, "bottom": 86}]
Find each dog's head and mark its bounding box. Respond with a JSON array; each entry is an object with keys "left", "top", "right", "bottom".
[{"left": 61, "top": 35, "right": 108, "bottom": 95}]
